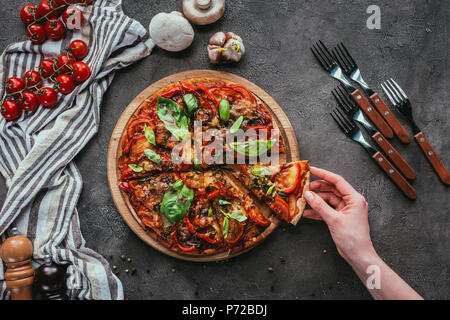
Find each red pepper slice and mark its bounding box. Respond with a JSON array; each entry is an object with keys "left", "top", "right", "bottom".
[
  {"left": 173, "top": 232, "right": 196, "bottom": 252},
  {"left": 195, "top": 85, "right": 219, "bottom": 109},
  {"left": 207, "top": 189, "right": 220, "bottom": 200},
  {"left": 124, "top": 134, "right": 145, "bottom": 154},
  {"left": 119, "top": 181, "right": 132, "bottom": 193},
  {"left": 120, "top": 167, "right": 133, "bottom": 180},
  {"left": 161, "top": 86, "right": 182, "bottom": 98},
  {"left": 185, "top": 214, "right": 196, "bottom": 234},
  {"left": 245, "top": 125, "right": 271, "bottom": 138},
  {"left": 174, "top": 172, "right": 181, "bottom": 180},
  {"left": 197, "top": 232, "right": 222, "bottom": 245}
]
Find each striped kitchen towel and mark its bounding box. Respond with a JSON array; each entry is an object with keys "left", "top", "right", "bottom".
[{"left": 0, "top": 0, "right": 153, "bottom": 299}]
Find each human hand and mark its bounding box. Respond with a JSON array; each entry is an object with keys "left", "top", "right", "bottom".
[{"left": 303, "top": 166, "right": 376, "bottom": 265}]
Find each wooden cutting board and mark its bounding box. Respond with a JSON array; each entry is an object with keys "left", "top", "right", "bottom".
[{"left": 107, "top": 70, "right": 300, "bottom": 262}]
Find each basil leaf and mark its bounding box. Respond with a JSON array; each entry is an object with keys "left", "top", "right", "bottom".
[
  {"left": 128, "top": 164, "right": 143, "bottom": 172},
  {"left": 218, "top": 199, "right": 232, "bottom": 206},
  {"left": 267, "top": 183, "right": 276, "bottom": 195},
  {"left": 144, "top": 126, "right": 156, "bottom": 146},
  {"left": 157, "top": 96, "right": 190, "bottom": 141},
  {"left": 219, "top": 97, "right": 230, "bottom": 122},
  {"left": 144, "top": 149, "right": 161, "bottom": 164},
  {"left": 160, "top": 180, "right": 194, "bottom": 224},
  {"left": 223, "top": 216, "right": 229, "bottom": 239},
  {"left": 230, "top": 116, "right": 244, "bottom": 134},
  {"left": 230, "top": 139, "right": 276, "bottom": 157},
  {"left": 183, "top": 94, "right": 198, "bottom": 114},
  {"left": 252, "top": 166, "right": 271, "bottom": 176},
  {"left": 227, "top": 210, "right": 247, "bottom": 222},
  {"left": 208, "top": 207, "right": 213, "bottom": 217}
]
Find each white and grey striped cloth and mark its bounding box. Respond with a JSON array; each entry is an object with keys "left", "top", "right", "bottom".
[{"left": 0, "top": 0, "right": 153, "bottom": 299}]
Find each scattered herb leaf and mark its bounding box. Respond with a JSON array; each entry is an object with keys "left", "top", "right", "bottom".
[
  {"left": 128, "top": 164, "right": 143, "bottom": 172},
  {"left": 144, "top": 149, "right": 161, "bottom": 164}
]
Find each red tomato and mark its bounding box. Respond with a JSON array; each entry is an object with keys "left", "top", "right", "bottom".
[
  {"left": 39, "top": 59, "right": 56, "bottom": 78},
  {"left": 55, "top": 74, "right": 75, "bottom": 94},
  {"left": 81, "top": 0, "right": 93, "bottom": 4},
  {"left": 23, "top": 70, "right": 41, "bottom": 87},
  {"left": 26, "top": 23, "right": 47, "bottom": 44},
  {"left": 69, "top": 40, "right": 88, "bottom": 59},
  {"left": 71, "top": 61, "right": 91, "bottom": 82},
  {"left": 37, "top": 0, "right": 60, "bottom": 19},
  {"left": 37, "top": 87, "right": 58, "bottom": 107},
  {"left": 54, "top": 0, "right": 75, "bottom": 5},
  {"left": 5, "top": 77, "right": 25, "bottom": 97},
  {"left": 44, "top": 18, "right": 65, "bottom": 40},
  {"left": 275, "top": 162, "right": 301, "bottom": 194},
  {"left": 18, "top": 91, "right": 39, "bottom": 112},
  {"left": 20, "top": 4, "right": 39, "bottom": 25},
  {"left": 270, "top": 196, "right": 290, "bottom": 222},
  {"left": 57, "top": 53, "right": 75, "bottom": 73},
  {"left": 248, "top": 208, "right": 270, "bottom": 227},
  {"left": 62, "top": 6, "right": 83, "bottom": 25},
  {"left": 1, "top": 100, "right": 22, "bottom": 121}
]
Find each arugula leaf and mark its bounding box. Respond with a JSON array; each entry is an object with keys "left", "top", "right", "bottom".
[
  {"left": 144, "top": 149, "right": 161, "bottom": 164},
  {"left": 230, "top": 116, "right": 244, "bottom": 134},
  {"left": 157, "top": 96, "right": 190, "bottom": 141},
  {"left": 183, "top": 94, "right": 198, "bottom": 115},
  {"left": 219, "top": 97, "right": 230, "bottom": 122},
  {"left": 144, "top": 126, "right": 156, "bottom": 146},
  {"left": 218, "top": 199, "right": 232, "bottom": 206},
  {"left": 252, "top": 166, "right": 271, "bottom": 176},
  {"left": 160, "top": 180, "right": 194, "bottom": 224},
  {"left": 128, "top": 164, "right": 143, "bottom": 172},
  {"left": 267, "top": 183, "right": 276, "bottom": 195},
  {"left": 222, "top": 216, "right": 229, "bottom": 239},
  {"left": 230, "top": 139, "right": 276, "bottom": 157}
]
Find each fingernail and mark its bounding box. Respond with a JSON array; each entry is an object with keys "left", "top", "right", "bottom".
[{"left": 305, "top": 191, "right": 314, "bottom": 202}]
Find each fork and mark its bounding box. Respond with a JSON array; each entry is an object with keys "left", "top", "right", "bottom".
[
  {"left": 311, "top": 40, "right": 393, "bottom": 138},
  {"left": 381, "top": 79, "right": 450, "bottom": 185},
  {"left": 332, "top": 43, "right": 410, "bottom": 144},
  {"left": 333, "top": 86, "right": 416, "bottom": 180},
  {"left": 331, "top": 108, "right": 416, "bottom": 199}
]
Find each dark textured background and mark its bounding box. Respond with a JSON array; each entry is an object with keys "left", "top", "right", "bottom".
[{"left": 1, "top": 0, "right": 449, "bottom": 300}]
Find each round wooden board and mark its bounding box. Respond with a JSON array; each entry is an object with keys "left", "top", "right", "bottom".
[{"left": 107, "top": 70, "right": 300, "bottom": 262}]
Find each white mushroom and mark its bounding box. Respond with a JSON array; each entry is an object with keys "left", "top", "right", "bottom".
[
  {"left": 183, "top": 0, "right": 225, "bottom": 25},
  {"left": 149, "top": 11, "right": 194, "bottom": 52},
  {"left": 207, "top": 31, "right": 245, "bottom": 64}
]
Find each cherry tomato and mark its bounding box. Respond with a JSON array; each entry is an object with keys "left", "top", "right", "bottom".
[
  {"left": 55, "top": 74, "right": 75, "bottom": 94},
  {"left": 23, "top": 70, "right": 41, "bottom": 87},
  {"left": 54, "top": 0, "right": 75, "bottom": 5},
  {"left": 44, "top": 18, "right": 65, "bottom": 40},
  {"left": 18, "top": 91, "right": 39, "bottom": 112},
  {"left": 69, "top": 40, "right": 88, "bottom": 59},
  {"left": 71, "top": 61, "right": 91, "bottom": 83},
  {"left": 37, "top": 87, "right": 58, "bottom": 107},
  {"left": 62, "top": 6, "right": 83, "bottom": 25},
  {"left": 37, "top": 0, "right": 60, "bottom": 19},
  {"left": 5, "top": 77, "right": 25, "bottom": 97},
  {"left": 20, "top": 4, "right": 39, "bottom": 25},
  {"left": 39, "top": 59, "right": 56, "bottom": 78},
  {"left": 57, "top": 53, "right": 75, "bottom": 73},
  {"left": 81, "top": 0, "right": 93, "bottom": 4},
  {"left": 26, "top": 23, "right": 46, "bottom": 44},
  {"left": 1, "top": 100, "right": 22, "bottom": 121}
]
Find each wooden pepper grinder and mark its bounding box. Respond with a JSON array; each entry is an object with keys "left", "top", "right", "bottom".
[
  {"left": 35, "top": 253, "right": 68, "bottom": 300},
  {"left": 0, "top": 227, "right": 34, "bottom": 300}
]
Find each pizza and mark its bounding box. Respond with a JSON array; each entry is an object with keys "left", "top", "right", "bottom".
[{"left": 117, "top": 77, "right": 310, "bottom": 255}]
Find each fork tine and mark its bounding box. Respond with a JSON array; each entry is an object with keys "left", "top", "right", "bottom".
[
  {"left": 331, "top": 107, "right": 355, "bottom": 134},
  {"left": 311, "top": 43, "right": 332, "bottom": 70},
  {"left": 331, "top": 47, "right": 349, "bottom": 73},
  {"left": 337, "top": 85, "right": 356, "bottom": 110},
  {"left": 338, "top": 43, "right": 357, "bottom": 68},
  {"left": 332, "top": 87, "right": 352, "bottom": 113},
  {"left": 331, "top": 110, "right": 347, "bottom": 134},
  {"left": 335, "top": 107, "right": 356, "bottom": 130},
  {"left": 381, "top": 81, "right": 401, "bottom": 105},
  {"left": 389, "top": 78, "right": 409, "bottom": 100}
]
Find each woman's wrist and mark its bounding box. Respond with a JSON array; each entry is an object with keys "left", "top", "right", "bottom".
[{"left": 346, "top": 246, "right": 381, "bottom": 276}]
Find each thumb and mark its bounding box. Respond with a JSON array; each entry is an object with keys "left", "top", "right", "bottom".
[{"left": 304, "top": 191, "right": 337, "bottom": 224}]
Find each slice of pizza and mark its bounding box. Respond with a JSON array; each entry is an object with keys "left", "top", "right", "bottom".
[{"left": 230, "top": 161, "right": 310, "bottom": 225}]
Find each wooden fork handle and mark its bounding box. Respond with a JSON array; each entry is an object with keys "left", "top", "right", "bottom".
[
  {"left": 351, "top": 89, "right": 394, "bottom": 139},
  {"left": 415, "top": 132, "right": 450, "bottom": 185},
  {"left": 372, "top": 132, "right": 416, "bottom": 180},
  {"left": 370, "top": 93, "right": 410, "bottom": 144},
  {"left": 372, "top": 152, "right": 417, "bottom": 199}
]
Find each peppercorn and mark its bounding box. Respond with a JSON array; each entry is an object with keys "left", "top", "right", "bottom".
[
  {"left": 268, "top": 267, "right": 273, "bottom": 272},
  {"left": 127, "top": 258, "right": 132, "bottom": 263},
  {"left": 120, "top": 255, "right": 126, "bottom": 260},
  {"left": 125, "top": 269, "right": 129, "bottom": 273}
]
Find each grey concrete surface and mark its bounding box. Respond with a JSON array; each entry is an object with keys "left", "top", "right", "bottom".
[{"left": 1, "top": 0, "right": 449, "bottom": 300}]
